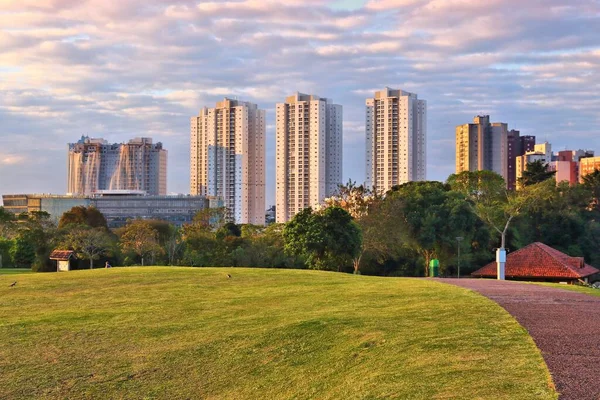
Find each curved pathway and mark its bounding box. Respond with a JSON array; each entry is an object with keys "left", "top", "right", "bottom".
[{"left": 439, "top": 279, "right": 600, "bottom": 400}]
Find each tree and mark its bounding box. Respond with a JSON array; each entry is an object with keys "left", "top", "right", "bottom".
[
  {"left": 0, "top": 207, "right": 15, "bottom": 239},
  {"left": 448, "top": 171, "right": 519, "bottom": 251},
  {"left": 582, "top": 169, "right": 600, "bottom": 211},
  {"left": 350, "top": 194, "right": 406, "bottom": 274},
  {"left": 519, "top": 160, "right": 556, "bottom": 188},
  {"left": 324, "top": 180, "right": 380, "bottom": 219},
  {"left": 119, "top": 220, "right": 163, "bottom": 266},
  {"left": 62, "top": 227, "right": 114, "bottom": 269},
  {"left": 165, "top": 225, "right": 183, "bottom": 266},
  {"left": 389, "top": 181, "right": 486, "bottom": 276},
  {"left": 283, "top": 207, "right": 361, "bottom": 271},
  {"left": 59, "top": 206, "right": 108, "bottom": 229}
]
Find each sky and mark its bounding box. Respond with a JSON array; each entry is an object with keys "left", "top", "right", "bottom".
[{"left": 1, "top": 0, "right": 599, "bottom": 206}]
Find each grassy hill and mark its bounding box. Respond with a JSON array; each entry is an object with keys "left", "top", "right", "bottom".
[{"left": 0, "top": 267, "right": 556, "bottom": 399}]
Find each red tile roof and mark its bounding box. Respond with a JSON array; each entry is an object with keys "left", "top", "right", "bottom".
[
  {"left": 49, "top": 250, "right": 75, "bottom": 260},
  {"left": 472, "top": 242, "right": 599, "bottom": 280}
]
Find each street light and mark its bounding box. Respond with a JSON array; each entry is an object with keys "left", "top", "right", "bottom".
[{"left": 456, "top": 237, "right": 464, "bottom": 279}]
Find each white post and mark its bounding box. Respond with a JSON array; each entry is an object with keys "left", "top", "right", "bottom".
[{"left": 496, "top": 248, "right": 506, "bottom": 280}]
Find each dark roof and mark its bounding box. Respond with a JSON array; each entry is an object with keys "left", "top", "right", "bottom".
[
  {"left": 49, "top": 250, "right": 75, "bottom": 261},
  {"left": 472, "top": 242, "right": 599, "bottom": 280}
]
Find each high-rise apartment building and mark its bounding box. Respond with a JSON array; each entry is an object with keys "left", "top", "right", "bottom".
[
  {"left": 68, "top": 136, "right": 167, "bottom": 195},
  {"left": 365, "top": 88, "right": 426, "bottom": 193},
  {"left": 507, "top": 130, "right": 536, "bottom": 190},
  {"left": 275, "top": 93, "right": 342, "bottom": 223},
  {"left": 190, "top": 98, "right": 265, "bottom": 225},
  {"left": 455, "top": 115, "right": 508, "bottom": 185}
]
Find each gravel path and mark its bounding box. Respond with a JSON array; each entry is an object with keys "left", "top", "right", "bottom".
[{"left": 439, "top": 279, "right": 600, "bottom": 400}]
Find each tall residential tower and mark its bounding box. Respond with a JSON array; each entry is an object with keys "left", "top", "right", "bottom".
[
  {"left": 455, "top": 115, "right": 508, "bottom": 184},
  {"left": 275, "top": 93, "right": 342, "bottom": 223},
  {"left": 365, "top": 88, "right": 427, "bottom": 193},
  {"left": 190, "top": 98, "right": 265, "bottom": 225},
  {"left": 68, "top": 136, "right": 167, "bottom": 195}
]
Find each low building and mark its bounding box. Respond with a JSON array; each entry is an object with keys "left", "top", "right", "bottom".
[
  {"left": 2, "top": 194, "right": 90, "bottom": 219},
  {"left": 49, "top": 250, "right": 76, "bottom": 272},
  {"left": 472, "top": 242, "right": 599, "bottom": 284},
  {"left": 90, "top": 191, "right": 211, "bottom": 228},
  {"left": 2, "top": 192, "right": 216, "bottom": 228}
]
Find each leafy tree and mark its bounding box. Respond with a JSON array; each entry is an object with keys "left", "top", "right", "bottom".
[
  {"left": 216, "top": 222, "right": 242, "bottom": 240},
  {"left": 324, "top": 180, "right": 380, "bottom": 219},
  {"left": 581, "top": 169, "right": 600, "bottom": 211},
  {"left": 119, "top": 220, "right": 163, "bottom": 266},
  {"left": 61, "top": 227, "right": 114, "bottom": 269},
  {"left": 59, "top": 206, "right": 107, "bottom": 229},
  {"left": 17, "top": 212, "right": 57, "bottom": 272},
  {"left": 389, "top": 181, "right": 486, "bottom": 276},
  {"left": 10, "top": 234, "right": 36, "bottom": 268},
  {"left": 351, "top": 194, "right": 406, "bottom": 274},
  {"left": 448, "top": 171, "right": 519, "bottom": 251},
  {"left": 0, "top": 207, "right": 16, "bottom": 240},
  {"left": 283, "top": 207, "right": 361, "bottom": 271},
  {"left": 519, "top": 160, "right": 556, "bottom": 188},
  {"left": 164, "top": 225, "right": 183, "bottom": 266}
]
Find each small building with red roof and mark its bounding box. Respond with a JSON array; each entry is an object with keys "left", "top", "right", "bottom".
[
  {"left": 472, "top": 242, "right": 599, "bottom": 284},
  {"left": 49, "top": 250, "right": 76, "bottom": 272}
]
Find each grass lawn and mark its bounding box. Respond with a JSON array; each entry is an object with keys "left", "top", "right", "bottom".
[
  {"left": 0, "top": 268, "right": 32, "bottom": 275},
  {"left": 0, "top": 267, "right": 557, "bottom": 399},
  {"left": 530, "top": 282, "right": 600, "bottom": 297}
]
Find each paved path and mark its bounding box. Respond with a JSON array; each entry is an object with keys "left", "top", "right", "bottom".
[{"left": 439, "top": 279, "right": 600, "bottom": 400}]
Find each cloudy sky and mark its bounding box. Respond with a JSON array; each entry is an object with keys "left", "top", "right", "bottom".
[{"left": 1, "top": 0, "right": 599, "bottom": 206}]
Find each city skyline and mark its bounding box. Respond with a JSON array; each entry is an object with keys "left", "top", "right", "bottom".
[{"left": 1, "top": 1, "right": 600, "bottom": 206}]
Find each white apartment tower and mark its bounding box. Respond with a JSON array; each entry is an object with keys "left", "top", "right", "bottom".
[
  {"left": 190, "top": 98, "right": 266, "bottom": 225},
  {"left": 276, "top": 93, "right": 342, "bottom": 223},
  {"left": 365, "top": 88, "right": 427, "bottom": 193}
]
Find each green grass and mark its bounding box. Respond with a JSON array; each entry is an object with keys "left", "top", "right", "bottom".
[
  {"left": 0, "top": 267, "right": 557, "bottom": 399},
  {"left": 530, "top": 282, "right": 600, "bottom": 297},
  {"left": 0, "top": 268, "right": 32, "bottom": 275}
]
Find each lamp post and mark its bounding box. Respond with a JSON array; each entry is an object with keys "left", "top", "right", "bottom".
[{"left": 456, "top": 237, "right": 463, "bottom": 279}]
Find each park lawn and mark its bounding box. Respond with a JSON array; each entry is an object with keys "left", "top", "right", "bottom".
[
  {"left": 0, "top": 267, "right": 557, "bottom": 400},
  {"left": 530, "top": 282, "right": 600, "bottom": 297},
  {"left": 0, "top": 268, "right": 32, "bottom": 275}
]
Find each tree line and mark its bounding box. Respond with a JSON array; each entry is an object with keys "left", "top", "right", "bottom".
[{"left": 1, "top": 166, "right": 599, "bottom": 275}]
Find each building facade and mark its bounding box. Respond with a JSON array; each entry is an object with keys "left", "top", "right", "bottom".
[
  {"left": 275, "top": 93, "right": 342, "bottom": 223},
  {"left": 190, "top": 99, "right": 265, "bottom": 225},
  {"left": 507, "top": 130, "right": 536, "bottom": 190},
  {"left": 365, "top": 88, "right": 426, "bottom": 194},
  {"left": 2, "top": 192, "right": 213, "bottom": 228},
  {"left": 68, "top": 136, "right": 167, "bottom": 196},
  {"left": 579, "top": 156, "right": 600, "bottom": 183},
  {"left": 549, "top": 151, "right": 578, "bottom": 186},
  {"left": 2, "top": 194, "right": 90, "bottom": 219},
  {"left": 455, "top": 115, "right": 508, "bottom": 185},
  {"left": 515, "top": 142, "right": 552, "bottom": 188}
]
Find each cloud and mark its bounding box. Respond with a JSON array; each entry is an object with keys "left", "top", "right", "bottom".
[{"left": 0, "top": 0, "right": 599, "bottom": 204}]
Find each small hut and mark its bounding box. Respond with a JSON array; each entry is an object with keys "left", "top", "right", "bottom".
[
  {"left": 472, "top": 242, "right": 599, "bottom": 284},
  {"left": 49, "top": 250, "right": 75, "bottom": 272}
]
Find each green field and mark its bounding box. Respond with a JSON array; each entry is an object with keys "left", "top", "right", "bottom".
[
  {"left": 0, "top": 268, "right": 32, "bottom": 275},
  {"left": 0, "top": 267, "right": 556, "bottom": 399}
]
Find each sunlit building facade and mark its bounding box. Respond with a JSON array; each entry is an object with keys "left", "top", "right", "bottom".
[
  {"left": 67, "top": 136, "right": 167, "bottom": 196},
  {"left": 275, "top": 93, "right": 342, "bottom": 223},
  {"left": 455, "top": 115, "right": 508, "bottom": 185},
  {"left": 365, "top": 88, "right": 427, "bottom": 194},
  {"left": 190, "top": 99, "right": 265, "bottom": 225}
]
